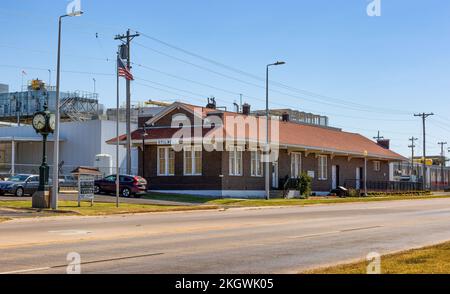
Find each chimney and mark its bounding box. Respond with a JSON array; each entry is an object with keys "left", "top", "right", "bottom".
[
  {"left": 206, "top": 97, "right": 216, "bottom": 109},
  {"left": 242, "top": 103, "right": 251, "bottom": 115},
  {"left": 377, "top": 139, "right": 390, "bottom": 149},
  {"left": 281, "top": 112, "right": 290, "bottom": 122}
]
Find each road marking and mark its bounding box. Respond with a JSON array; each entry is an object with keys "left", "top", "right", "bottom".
[
  {"left": 289, "top": 231, "right": 340, "bottom": 239},
  {"left": 0, "top": 267, "right": 51, "bottom": 274},
  {"left": 289, "top": 226, "right": 384, "bottom": 240},
  {"left": 48, "top": 230, "right": 92, "bottom": 236},
  {"left": 0, "top": 252, "right": 164, "bottom": 274},
  {"left": 340, "top": 225, "right": 383, "bottom": 232}
]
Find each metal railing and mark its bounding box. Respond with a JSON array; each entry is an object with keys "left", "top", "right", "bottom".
[{"left": 344, "top": 179, "right": 424, "bottom": 193}]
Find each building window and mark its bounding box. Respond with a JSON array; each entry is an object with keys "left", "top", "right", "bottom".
[
  {"left": 291, "top": 152, "right": 302, "bottom": 178},
  {"left": 229, "top": 146, "right": 243, "bottom": 176},
  {"left": 373, "top": 161, "right": 381, "bottom": 172},
  {"left": 251, "top": 150, "right": 263, "bottom": 177},
  {"left": 157, "top": 147, "right": 175, "bottom": 176},
  {"left": 318, "top": 155, "right": 328, "bottom": 180},
  {"left": 184, "top": 146, "right": 202, "bottom": 175}
]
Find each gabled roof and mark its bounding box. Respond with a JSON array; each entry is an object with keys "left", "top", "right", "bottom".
[{"left": 107, "top": 102, "right": 407, "bottom": 161}]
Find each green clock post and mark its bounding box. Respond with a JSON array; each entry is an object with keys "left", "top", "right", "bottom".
[{"left": 31, "top": 103, "right": 56, "bottom": 208}]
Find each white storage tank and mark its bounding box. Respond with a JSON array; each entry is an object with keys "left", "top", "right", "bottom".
[{"left": 94, "top": 154, "right": 113, "bottom": 177}]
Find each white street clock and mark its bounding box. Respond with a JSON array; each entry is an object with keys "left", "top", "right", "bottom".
[{"left": 31, "top": 104, "right": 55, "bottom": 135}]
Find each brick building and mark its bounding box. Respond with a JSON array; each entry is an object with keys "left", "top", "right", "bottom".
[{"left": 108, "top": 102, "right": 406, "bottom": 197}]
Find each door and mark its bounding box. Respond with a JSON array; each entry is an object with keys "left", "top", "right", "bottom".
[
  {"left": 356, "top": 167, "right": 361, "bottom": 189},
  {"left": 24, "top": 176, "right": 39, "bottom": 195},
  {"left": 102, "top": 175, "right": 117, "bottom": 193},
  {"left": 272, "top": 162, "right": 279, "bottom": 189},
  {"left": 332, "top": 165, "right": 340, "bottom": 189}
]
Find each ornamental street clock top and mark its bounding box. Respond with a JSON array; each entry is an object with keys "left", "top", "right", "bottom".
[{"left": 32, "top": 102, "right": 55, "bottom": 135}]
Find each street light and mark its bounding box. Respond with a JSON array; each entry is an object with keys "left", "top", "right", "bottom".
[
  {"left": 265, "top": 61, "right": 285, "bottom": 200},
  {"left": 51, "top": 10, "right": 83, "bottom": 210}
]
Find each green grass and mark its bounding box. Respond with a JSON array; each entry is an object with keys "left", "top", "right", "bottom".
[
  {"left": 305, "top": 241, "right": 450, "bottom": 274},
  {"left": 1, "top": 193, "right": 448, "bottom": 218},
  {"left": 144, "top": 193, "right": 449, "bottom": 208},
  {"left": 0, "top": 200, "right": 219, "bottom": 216}
]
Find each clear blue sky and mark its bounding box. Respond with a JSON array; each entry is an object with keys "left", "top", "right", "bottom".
[{"left": 1, "top": 0, "right": 450, "bottom": 157}]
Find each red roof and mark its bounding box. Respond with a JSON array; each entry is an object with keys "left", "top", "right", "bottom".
[{"left": 106, "top": 102, "right": 406, "bottom": 161}]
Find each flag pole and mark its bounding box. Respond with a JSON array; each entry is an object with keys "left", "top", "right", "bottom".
[{"left": 116, "top": 52, "right": 120, "bottom": 208}]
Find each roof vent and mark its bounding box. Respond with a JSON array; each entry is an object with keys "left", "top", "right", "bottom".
[
  {"left": 206, "top": 97, "right": 216, "bottom": 109},
  {"left": 242, "top": 103, "right": 251, "bottom": 115}
]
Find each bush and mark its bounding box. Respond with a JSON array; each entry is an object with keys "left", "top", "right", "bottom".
[
  {"left": 348, "top": 188, "right": 360, "bottom": 197},
  {"left": 297, "top": 172, "right": 312, "bottom": 199}
]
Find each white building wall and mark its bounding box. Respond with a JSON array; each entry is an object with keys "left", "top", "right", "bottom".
[{"left": 0, "top": 120, "right": 137, "bottom": 175}]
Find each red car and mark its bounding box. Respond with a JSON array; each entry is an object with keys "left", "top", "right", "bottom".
[{"left": 94, "top": 175, "right": 147, "bottom": 198}]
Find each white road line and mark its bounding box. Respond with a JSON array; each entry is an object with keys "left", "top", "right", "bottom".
[
  {"left": 48, "top": 230, "right": 92, "bottom": 236},
  {"left": 289, "top": 231, "right": 340, "bottom": 239},
  {"left": 0, "top": 267, "right": 51, "bottom": 274}
]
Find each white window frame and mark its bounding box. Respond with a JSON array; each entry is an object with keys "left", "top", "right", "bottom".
[
  {"left": 318, "top": 155, "right": 328, "bottom": 180},
  {"left": 250, "top": 150, "right": 263, "bottom": 177},
  {"left": 290, "top": 152, "right": 302, "bottom": 178},
  {"left": 229, "top": 146, "right": 243, "bottom": 176},
  {"left": 373, "top": 161, "right": 381, "bottom": 172},
  {"left": 157, "top": 147, "right": 175, "bottom": 176},
  {"left": 184, "top": 145, "right": 202, "bottom": 176}
]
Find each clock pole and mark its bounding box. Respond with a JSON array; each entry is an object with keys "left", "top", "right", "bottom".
[
  {"left": 38, "top": 133, "right": 49, "bottom": 191},
  {"left": 31, "top": 102, "right": 54, "bottom": 209}
]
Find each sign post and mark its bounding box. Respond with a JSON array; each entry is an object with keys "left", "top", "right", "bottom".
[{"left": 77, "top": 174, "right": 95, "bottom": 207}]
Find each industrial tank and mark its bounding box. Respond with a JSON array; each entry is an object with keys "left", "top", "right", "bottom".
[{"left": 94, "top": 154, "right": 113, "bottom": 177}]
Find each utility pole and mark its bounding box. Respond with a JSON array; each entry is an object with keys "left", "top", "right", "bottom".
[
  {"left": 414, "top": 112, "right": 434, "bottom": 190},
  {"left": 373, "top": 131, "right": 384, "bottom": 141},
  {"left": 438, "top": 142, "right": 447, "bottom": 189},
  {"left": 408, "top": 136, "right": 418, "bottom": 175},
  {"left": 115, "top": 29, "right": 139, "bottom": 175}
]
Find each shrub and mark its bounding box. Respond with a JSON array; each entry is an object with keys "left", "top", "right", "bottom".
[
  {"left": 297, "top": 172, "right": 312, "bottom": 199},
  {"left": 348, "top": 188, "right": 360, "bottom": 197}
]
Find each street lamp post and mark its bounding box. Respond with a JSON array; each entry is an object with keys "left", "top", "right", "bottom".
[
  {"left": 265, "top": 61, "right": 285, "bottom": 200},
  {"left": 51, "top": 10, "right": 83, "bottom": 210}
]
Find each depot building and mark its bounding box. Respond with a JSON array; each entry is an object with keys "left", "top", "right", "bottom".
[{"left": 108, "top": 102, "right": 406, "bottom": 198}]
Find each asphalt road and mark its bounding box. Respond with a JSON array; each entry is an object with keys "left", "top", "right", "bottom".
[{"left": 1, "top": 198, "right": 450, "bottom": 274}]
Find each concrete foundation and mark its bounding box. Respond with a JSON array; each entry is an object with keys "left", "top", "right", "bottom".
[{"left": 32, "top": 190, "right": 51, "bottom": 209}]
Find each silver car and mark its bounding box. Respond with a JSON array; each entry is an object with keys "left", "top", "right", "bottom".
[{"left": 0, "top": 174, "right": 40, "bottom": 197}]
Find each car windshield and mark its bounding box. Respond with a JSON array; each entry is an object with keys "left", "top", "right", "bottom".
[{"left": 9, "top": 175, "right": 30, "bottom": 182}]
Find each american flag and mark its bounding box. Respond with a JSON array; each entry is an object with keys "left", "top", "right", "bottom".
[{"left": 117, "top": 57, "right": 134, "bottom": 80}]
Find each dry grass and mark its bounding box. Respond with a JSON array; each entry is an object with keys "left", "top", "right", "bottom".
[
  {"left": 305, "top": 241, "right": 450, "bottom": 274},
  {"left": 146, "top": 193, "right": 450, "bottom": 207},
  {"left": 0, "top": 200, "right": 218, "bottom": 216},
  {"left": 0, "top": 217, "right": 11, "bottom": 223}
]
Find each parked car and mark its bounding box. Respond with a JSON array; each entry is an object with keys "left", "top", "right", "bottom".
[
  {"left": 94, "top": 175, "right": 147, "bottom": 198},
  {"left": 0, "top": 174, "right": 40, "bottom": 197},
  {"left": 59, "top": 175, "right": 78, "bottom": 188}
]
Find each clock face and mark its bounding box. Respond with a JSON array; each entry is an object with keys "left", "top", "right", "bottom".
[
  {"left": 32, "top": 113, "right": 46, "bottom": 131},
  {"left": 49, "top": 114, "right": 55, "bottom": 131}
]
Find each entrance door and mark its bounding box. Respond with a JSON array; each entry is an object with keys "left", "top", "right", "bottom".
[
  {"left": 356, "top": 167, "right": 361, "bottom": 189},
  {"left": 332, "top": 165, "right": 340, "bottom": 189},
  {"left": 272, "top": 162, "right": 279, "bottom": 189}
]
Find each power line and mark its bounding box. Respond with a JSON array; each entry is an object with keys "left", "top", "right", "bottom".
[
  {"left": 131, "top": 59, "right": 414, "bottom": 122},
  {"left": 134, "top": 30, "right": 414, "bottom": 115}
]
